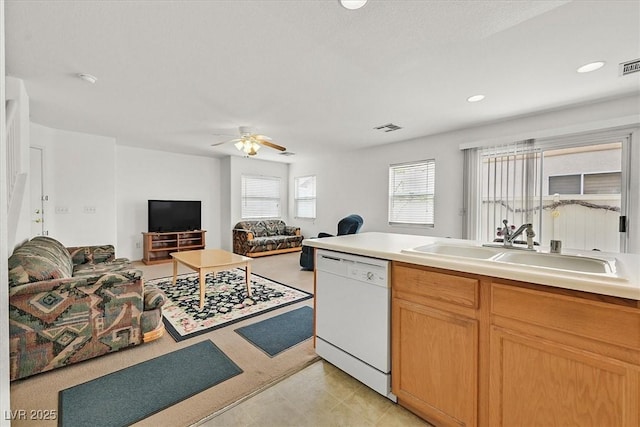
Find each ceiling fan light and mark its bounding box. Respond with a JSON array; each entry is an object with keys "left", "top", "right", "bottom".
[
  {"left": 234, "top": 141, "right": 244, "bottom": 151},
  {"left": 340, "top": 0, "right": 367, "bottom": 10}
]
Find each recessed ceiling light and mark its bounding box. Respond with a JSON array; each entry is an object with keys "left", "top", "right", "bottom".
[
  {"left": 77, "top": 73, "right": 98, "bottom": 84},
  {"left": 467, "top": 95, "right": 485, "bottom": 103},
  {"left": 576, "top": 61, "right": 605, "bottom": 73},
  {"left": 340, "top": 0, "right": 368, "bottom": 10}
]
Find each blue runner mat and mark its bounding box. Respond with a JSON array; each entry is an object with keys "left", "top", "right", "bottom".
[
  {"left": 59, "top": 340, "right": 242, "bottom": 427},
  {"left": 235, "top": 306, "right": 313, "bottom": 357}
]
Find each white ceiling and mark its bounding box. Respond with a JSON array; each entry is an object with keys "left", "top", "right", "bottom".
[{"left": 5, "top": 0, "right": 640, "bottom": 163}]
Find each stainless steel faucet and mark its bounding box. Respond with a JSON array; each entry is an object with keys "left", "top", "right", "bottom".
[{"left": 498, "top": 219, "right": 536, "bottom": 250}]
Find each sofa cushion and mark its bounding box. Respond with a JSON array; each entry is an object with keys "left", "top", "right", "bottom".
[
  {"left": 72, "top": 259, "right": 132, "bottom": 277},
  {"left": 252, "top": 224, "right": 267, "bottom": 237},
  {"left": 68, "top": 245, "right": 116, "bottom": 265},
  {"left": 261, "top": 220, "right": 285, "bottom": 236},
  {"left": 30, "top": 236, "right": 73, "bottom": 273},
  {"left": 8, "top": 237, "right": 73, "bottom": 288}
]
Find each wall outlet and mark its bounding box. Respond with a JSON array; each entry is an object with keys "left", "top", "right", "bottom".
[{"left": 135, "top": 242, "right": 141, "bottom": 249}]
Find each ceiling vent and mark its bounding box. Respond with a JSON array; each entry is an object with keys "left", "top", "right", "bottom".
[
  {"left": 374, "top": 123, "right": 403, "bottom": 132},
  {"left": 619, "top": 58, "right": 640, "bottom": 76}
]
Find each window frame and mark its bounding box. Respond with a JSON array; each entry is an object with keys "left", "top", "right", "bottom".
[
  {"left": 548, "top": 171, "right": 622, "bottom": 195},
  {"left": 294, "top": 175, "right": 317, "bottom": 219},
  {"left": 388, "top": 159, "right": 436, "bottom": 227},
  {"left": 240, "top": 174, "right": 281, "bottom": 219}
]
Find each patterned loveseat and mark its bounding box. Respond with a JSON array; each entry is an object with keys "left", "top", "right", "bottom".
[
  {"left": 233, "top": 220, "right": 303, "bottom": 257},
  {"left": 8, "top": 236, "right": 167, "bottom": 381}
]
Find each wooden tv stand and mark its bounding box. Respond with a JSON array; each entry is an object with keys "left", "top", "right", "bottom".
[{"left": 141, "top": 230, "right": 206, "bottom": 265}]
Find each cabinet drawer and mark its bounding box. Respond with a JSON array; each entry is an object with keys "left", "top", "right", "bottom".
[
  {"left": 491, "top": 283, "right": 640, "bottom": 351},
  {"left": 393, "top": 263, "right": 479, "bottom": 309}
]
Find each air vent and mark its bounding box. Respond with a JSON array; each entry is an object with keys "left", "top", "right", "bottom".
[
  {"left": 279, "top": 151, "right": 295, "bottom": 156},
  {"left": 374, "top": 123, "right": 403, "bottom": 132},
  {"left": 619, "top": 58, "right": 640, "bottom": 76}
]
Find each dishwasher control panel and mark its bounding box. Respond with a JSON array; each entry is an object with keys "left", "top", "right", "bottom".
[
  {"left": 316, "top": 249, "right": 389, "bottom": 287},
  {"left": 346, "top": 264, "right": 387, "bottom": 287}
]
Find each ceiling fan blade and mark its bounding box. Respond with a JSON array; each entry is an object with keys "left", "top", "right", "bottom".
[
  {"left": 257, "top": 139, "right": 286, "bottom": 152},
  {"left": 253, "top": 134, "right": 272, "bottom": 141},
  {"left": 211, "top": 138, "right": 241, "bottom": 147}
]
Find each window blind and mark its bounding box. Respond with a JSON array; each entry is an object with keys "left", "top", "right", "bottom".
[
  {"left": 549, "top": 174, "right": 581, "bottom": 195},
  {"left": 479, "top": 140, "right": 540, "bottom": 243},
  {"left": 584, "top": 172, "right": 621, "bottom": 194},
  {"left": 388, "top": 160, "right": 436, "bottom": 226},
  {"left": 241, "top": 175, "right": 281, "bottom": 219},
  {"left": 294, "top": 175, "right": 316, "bottom": 218}
]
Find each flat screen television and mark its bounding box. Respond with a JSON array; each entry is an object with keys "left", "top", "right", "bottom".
[{"left": 148, "top": 200, "right": 201, "bottom": 232}]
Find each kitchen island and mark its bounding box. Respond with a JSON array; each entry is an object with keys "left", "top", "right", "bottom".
[{"left": 304, "top": 232, "right": 640, "bottom": 427}]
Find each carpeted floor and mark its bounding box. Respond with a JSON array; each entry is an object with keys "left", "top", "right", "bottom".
[
  {"left": 150, "top": 270, "right": 312, "bottom": 341},
  {"left": 9, "top": 252, "right": 317, "bottom": 427}
]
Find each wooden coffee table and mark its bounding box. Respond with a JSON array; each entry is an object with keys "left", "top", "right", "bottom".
[{"left": 171, "top": 249, "right": 252, "bottom": 309}]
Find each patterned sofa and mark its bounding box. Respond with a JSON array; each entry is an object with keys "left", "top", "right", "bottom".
[
  {"left": 233, "top": 220, "right": 303, "bottom": 257},
  {"left": 8, "top": 236, "right": 167, "bottom": 381}
]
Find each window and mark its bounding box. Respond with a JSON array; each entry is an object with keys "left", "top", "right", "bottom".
[
  {"left": 464, "top": 135, "right": 629, "bottom": 253},
  {"left": 477, "top": 140, "right": 540, "bottom": 243},
  {"left": 549, "top": 174, "right": 581, "bottom": 195},
  {"left": 388, "top": 160, "right": 436, "bottom": 226},
  {"left": 294, "top": 175, "right": 316, "bottom": 219},
  {"left": 241, "top": 175, "right": 281, "bottom": 219},
  {"left": 549, "top": 172, "right": 621, "bottom": 195}
]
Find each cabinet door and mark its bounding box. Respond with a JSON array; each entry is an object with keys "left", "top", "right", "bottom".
[
  {"left": 490, "top": 326, "right": 640, "bottom": 427},
  {"left": 392, "top": 298, "right": 478, "bottom": 427}
]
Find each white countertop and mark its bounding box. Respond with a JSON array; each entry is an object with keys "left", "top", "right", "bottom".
[{"left": 303, "top": 232, "right": 640, "bottom": 300}]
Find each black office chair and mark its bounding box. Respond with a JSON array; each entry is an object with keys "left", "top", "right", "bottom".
[{"left": 300, "top": 214, "right": 364, "bottom": 270}]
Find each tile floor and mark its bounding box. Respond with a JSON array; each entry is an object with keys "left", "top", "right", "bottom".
[{"left": 198, "top": 359, "right": 431, "bottom": 427}]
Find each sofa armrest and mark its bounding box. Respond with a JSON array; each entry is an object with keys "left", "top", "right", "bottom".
[
  {"left": 143, "top": 284, "right": 167, "bottom": 310},
  {"left": 9, "top": 269, "right": 143, "bottom": 298},
  {"left": 9, "top": 276, "right": 89, "bottom": 297},
  {"left": 67, "top": 245, "right": 116, "bottom": 266},
  {"left": 233, "top": 229, "right": 254, "bottom": 240},
  {"left": 284, "top": 226, "right": 301, "bottom": 236},
  {"left": 233, "top": 228, "right": 255, "bottom": 255}
]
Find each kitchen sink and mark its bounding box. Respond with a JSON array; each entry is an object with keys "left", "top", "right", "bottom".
[
  {"left": 403, "top": 242, "right": 622, "bottom": 278},
  {"left": 403, "top": 243, "right": 503, "bottom": 260},
  {"left": 493, "top": 251, "right": 615, "bottom": 275}
]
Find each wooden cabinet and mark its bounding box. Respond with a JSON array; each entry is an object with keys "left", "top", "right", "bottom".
[
  {"left": 392, "top": 263, "right": 480, "bottom": 427},
  {"left": 490, "top": 283, "right": 640, "bottom": 427},
  {"left": 141, "top": 230, "right": 206, "bottom": 264},
  {"left": 391, "top": 262, "right": 640, "bottom": 427}
]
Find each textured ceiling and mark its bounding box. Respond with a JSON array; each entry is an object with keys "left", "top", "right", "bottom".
[{"left": 5, "top": 0, "right": 640, "bottom": 162}]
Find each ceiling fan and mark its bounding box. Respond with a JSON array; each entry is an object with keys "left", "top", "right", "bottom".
[{"left": 211, "top": 126, "right": 286, "bottom": 156}]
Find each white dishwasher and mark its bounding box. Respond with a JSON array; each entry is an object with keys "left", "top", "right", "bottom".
[{"left": 315, "top": 249, "right": 396, "bottom": 402}]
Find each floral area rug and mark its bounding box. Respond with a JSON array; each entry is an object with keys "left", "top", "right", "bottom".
[{"left": 147, "top": 269, "right": 313, "bottom": 342}]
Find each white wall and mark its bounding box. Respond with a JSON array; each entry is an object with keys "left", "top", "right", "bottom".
[
  {"left": 221, "top": 156, "right": 289, "bottom": 251},
  {"left": 289, "top": 136, "right": 464, "bottom": 240},
  {"left": 290, "top": 95, "right": 640, "bottom": 248},
  {"left": 30, "top": 123, "right": 118, "bottom": 247},
  {"left": 115, "top": 145, "right": 221, "bottom": 260},
  {"left": 628, "top": 130, "right": 640, "bottom": 253},
  {"left": 5, "top": 76, "right": 30, "bottom": 249},
  {"left": 219, "top": 157, "right": 231, "bottom": 250},
  {"left": 1, "top": 0, "right": 11, "bottom": 421}
]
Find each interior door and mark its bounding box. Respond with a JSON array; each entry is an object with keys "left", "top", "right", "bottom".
[{"left": 30, "top": 147, "right": 46, "bottom": 236}]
